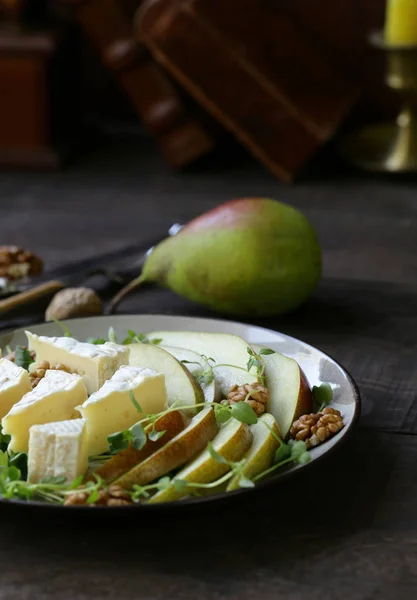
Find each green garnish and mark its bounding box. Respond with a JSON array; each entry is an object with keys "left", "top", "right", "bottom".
[
  {"left": 0, "top": 425, "right": 11, "bottom": 452},
  {"left": 52, "top": 318, "right": 72, "bottom": 337},
  {"left": 107, "top": 421, "right": 147, "bottom": 454},
  {"left": 86, "top": 337, "right": 106, "bottom": 345},
  {"left": 122, "top": 330, "right": 162, "bottom": 345},
  {"left": 14, "top": 346, "right": 34, "bottom": 371},
  {"left": 312, "top": 383, "right": 333, "bottom": 412},
  {"left": 213, "top": 401, "right": 258, "bottom": 426}
]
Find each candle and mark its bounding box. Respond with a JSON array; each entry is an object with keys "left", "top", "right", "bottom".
[{"left": 385, "top": 0, "right": 417, "bottom": 45}]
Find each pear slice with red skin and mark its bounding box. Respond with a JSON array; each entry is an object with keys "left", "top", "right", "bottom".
[
  {"left": 253, "top": 345, "right": 312, "bottom": 438},
  {"left": 115, "top": 406, "right": 218, "bottom": 490},
  {"left": 149, "top": 417, "right": 253, "bottom": 504},
  {"left": 88, "top": 410, "right": 187, "bottom": 484}
]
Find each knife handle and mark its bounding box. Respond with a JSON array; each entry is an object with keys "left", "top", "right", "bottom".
[{"left": 0, "top": 281, "right": 65, "bottom": 315}]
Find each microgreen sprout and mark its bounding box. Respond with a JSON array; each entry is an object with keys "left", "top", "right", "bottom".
[
  {"left": 312, "top": 383, "right": 333, "bottom": 413},
  {"left": 14, "top": 346, "right": 35, "bottom": 371},
  {"left": 122, "top": 330, "right": 162, "bottom": 345},
  {"left": 86, "top": 337, "right": 106, "bottom": 345},
  {"left": 52, "top": 318, "right": 72, "bottom": 337},
  {"left": 0, "top": 425, "right": 11, "bottom": 452}
]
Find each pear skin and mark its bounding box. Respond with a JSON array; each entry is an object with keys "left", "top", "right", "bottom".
[
  {"left": 151, "top": 331, "right": 258, "bottom": 396},
  {"left": 149, "top": 418, "right": 253, "bottom": 504},
  {"left": 128, "top": 343, "right": 205, "bottom": 409},
  {"left": 253, "top": 345, "right": 312, "bottom": 438},
  {"left": 227, "top": 413, "right": 280, "bottom": 491},
  {"left": 110, "top": 198, "right": 321, "bottom": 317},
  {"left": 115, "top": 406, "right": 218, "bottom": 490},
  {"left": 161, "top": 345, "right": 221, "bottom": 403},
  {"left": 88, "top": 410, "right": 187, "bottom": 484}
]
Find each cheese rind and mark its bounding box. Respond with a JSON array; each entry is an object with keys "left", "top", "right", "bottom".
[
  {"left": 0, "top": 358, "right": 32, "bottom": 419},
  {"left": 28, "top": 419, "right": 88, "bottom": 484},
  {"left": 26, "top": 332, "right": 129, "bottom": 394},
  {"left": 1, "top": 370, "right": 88, "bottom": 453},
  {"left": 77, "top": 366, "right": 167, "bottom": 456}
]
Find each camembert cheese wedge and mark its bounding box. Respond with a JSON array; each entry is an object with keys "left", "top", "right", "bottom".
[
  {"left": 28, "top": 419, "right": 88, "bottom": 484},
  {"left": 2, "top": 370, "right": 88, "bottom": 453},
  {"left": 77, "top": 366, "right": 167, "bottom": 456},
  {"left": 26, "top": 332, "right": 129, "bottom": 394},
  {"left": 0, "top": 358, "right": 32, "bottom": 419}
]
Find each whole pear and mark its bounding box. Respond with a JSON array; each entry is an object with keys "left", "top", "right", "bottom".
[{"left": 110, "top": 198, "right": 322, "bottom": 317}]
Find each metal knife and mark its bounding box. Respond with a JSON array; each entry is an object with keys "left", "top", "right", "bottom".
[{"left": 0, "top": 223, "right": 183, "bottom": 315}]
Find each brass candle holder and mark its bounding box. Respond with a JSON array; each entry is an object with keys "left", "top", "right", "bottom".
[{"left": 340, "top": 31, "right": 417, "bottom": 173}]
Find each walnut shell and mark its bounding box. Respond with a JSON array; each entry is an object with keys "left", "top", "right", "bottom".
[{"left": 45, "top": 288, "right": 103, "bottom": 322}]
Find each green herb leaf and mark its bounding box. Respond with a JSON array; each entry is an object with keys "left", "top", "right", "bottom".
[
  {"left": 298, "top": 452, "right": 311, "bottom": 465},
  {"left": 0, "top": 449, "right": 9, "bottom": 468},
  {"left": 14, "top": 346, "right": 34, "bottom": 371},
  {"left": 9, "top": 452, "right": 27, "bottom": 480},
  {"left": 274, "top": 443, "right": 292, "bottom": 464},
  {"left": 130, "top": 423, "right": 146, "bottom": 451},
  {"left": 290, "top": 440, "right": 309, "bottom": 462},
  {"left": 69, "top": 475, "right": 84, "bottom": 489},
  {"left": 86, "top": 337, "right": 105, "bottom": 345},
  {"left": 123, "top": 331, "right": 152, "bottom": 345},
  {"left": 87, "top": 488, "right": 99, "bottom": 504},
  {"left": 148, "top": 429, "right": 166, "bottom": 442},
  {"left": 129, "top": 390, "right": 143, "bottom": 413},
  {"left": 214, "top": 406, "right": 232, "bottom": 424},
  {"left": 238, "top": 474, "right": 255, "bottom": 488},
  {"left": 173, "top": 479, "right": 188, "bottom": 492},
  {"left": 52, "top": 318, "right": 72, "bottom": 337},
  {"left": 312, "top": 383, "right": 333, "bottom": 412},
  {"left": 195, "top": 370, "right": 215, "bottom": 387},
  {"left": 108, "top": 430, "right": 131, "bottom": 454},
  {"left": 157, "top": 476, "right": 171, "bottom": 490},
  {"left": 151, "top": 338, "right": 162, "bottom": 346},
  {"left": 0, "top": 425, "right": 11, "bottom": 452},
  {"left": 247, "top": 347, "right": 254, "bottom": 356},
  {"left": 108, "top": 327, "right": 118, "bottom": 344},
  {"left": 207, "top": 441, "right": 229, "bottom": 465},
  {"left": 259, "top": 348, "right": 275, "bottom": 356},
  {"left": 230, "top": 401, "right": 258, "bottom": 425},
  {"left": 6, "top": 466, "right": 22, "bottom": 482}
]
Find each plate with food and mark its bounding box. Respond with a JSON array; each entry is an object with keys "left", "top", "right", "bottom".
[{"left": 0, "top": 315, "right": 360, "bottom": 510}]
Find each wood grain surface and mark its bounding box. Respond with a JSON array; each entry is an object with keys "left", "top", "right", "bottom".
[{"left": 0, "top": 131, "right": 416, "bottom": 599}]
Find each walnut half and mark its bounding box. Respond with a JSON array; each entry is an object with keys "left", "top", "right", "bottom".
[{"left": 45, "top": 287, "right": 103, "bottom": 321}]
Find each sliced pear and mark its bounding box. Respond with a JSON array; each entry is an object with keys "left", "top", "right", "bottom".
[
  {"left": 161, "top": 346, "right": 220, "bottom": 404},
  {"left": 150, "top": 417, "right": 253, "bottom": 504},
  {"left": 128, "top": 343, "right": 204, "bottom": 409},
  {"left": 89, "top": 410, "right": 187, "bottom": 484},
  {"left": 253, "top": 345, "right": 312, "bottom": 438},
  {"left": 227, "top": 413, "right": 280, "bottom": 491},
  {"left": 115, "top": 406, "right": 218, "bottom": 490},
  {"left": 149, "top": 331, "right": 258, "bottom": 397}
]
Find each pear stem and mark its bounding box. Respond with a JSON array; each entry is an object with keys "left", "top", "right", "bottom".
[{"left": 108, "top": 274, "right": 147, "bottom": 314}]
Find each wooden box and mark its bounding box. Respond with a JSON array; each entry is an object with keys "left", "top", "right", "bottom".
[{"left": 136, "top": 0, "right": 379, "bottom": 181}]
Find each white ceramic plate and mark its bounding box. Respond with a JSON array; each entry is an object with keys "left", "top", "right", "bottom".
[{"left": 0, "top": 315, "right": 360, "bottom": 510}]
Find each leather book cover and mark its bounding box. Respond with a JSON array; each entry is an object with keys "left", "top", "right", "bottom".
[{"left": 61, "top": 0, "right": 214, "bottom": 168}]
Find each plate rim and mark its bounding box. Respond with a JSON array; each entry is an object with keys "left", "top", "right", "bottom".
[{"left": 0, "top": 313, "right": 361, "bottom": 511}]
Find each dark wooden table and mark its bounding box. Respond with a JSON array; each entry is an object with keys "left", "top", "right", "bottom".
[{"left": 0, "top": 133, "right": 416, "bottom": 600}]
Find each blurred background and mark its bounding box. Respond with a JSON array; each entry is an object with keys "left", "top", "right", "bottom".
[{"left": 0, "top": 0, "right": 397, "bottom": 174}]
